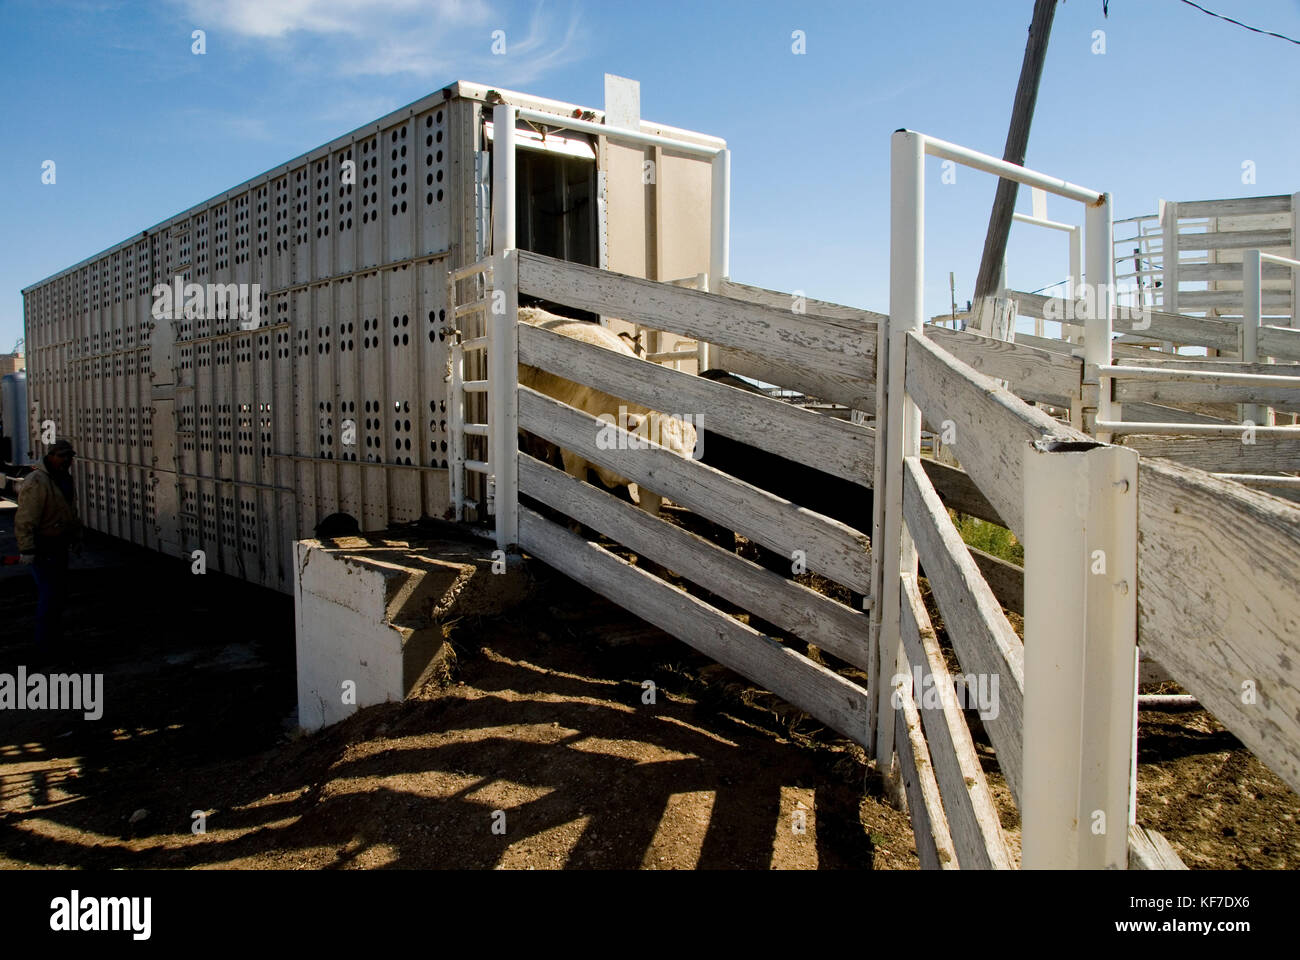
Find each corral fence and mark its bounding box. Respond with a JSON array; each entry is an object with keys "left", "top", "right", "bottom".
[{"left": 446, "top": 120, "right": 1300, "bottom": 869}]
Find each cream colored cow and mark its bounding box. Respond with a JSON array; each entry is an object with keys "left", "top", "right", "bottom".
[{"left": 517, "top": 307, "right": 696, "bottom": 516}]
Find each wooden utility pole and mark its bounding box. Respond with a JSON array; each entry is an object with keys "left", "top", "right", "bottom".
[{"left": 972, "top": 0, "right": 1060, "bottom": 303}]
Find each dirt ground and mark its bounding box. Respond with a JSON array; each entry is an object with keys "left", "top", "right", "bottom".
[
  {"left": 1, "top": 500, "right": 1296, "bottom": 869},
  {"left": 0, "top": 503, "right": 916, "bottom": 869}
]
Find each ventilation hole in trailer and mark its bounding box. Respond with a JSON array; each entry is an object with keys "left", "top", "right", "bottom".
[
  {"left": 401, "top": 333, "right": 408, "bottom": 345},
  {"left": 400, "top": 201, "right": 407, "bottom": 212},
  {"left": 392, "top": 335, "right": 398, "bottom": 346},
  {"left": 436, "top": 190, "right": 443, "bottom": 202}
]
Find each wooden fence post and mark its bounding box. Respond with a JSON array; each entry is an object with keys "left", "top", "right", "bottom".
[
  {"left": 1022, "top": 438, "right": 1139, "bottom": 868},
  {"left": 1291, "top": 191, "right": 1299, "bottom": 329}
]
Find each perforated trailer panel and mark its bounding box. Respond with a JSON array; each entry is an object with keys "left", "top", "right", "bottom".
[{"left": 21, "top": 82, "right": 722, "bottom": 593}]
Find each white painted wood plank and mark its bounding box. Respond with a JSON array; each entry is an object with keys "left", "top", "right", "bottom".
[
  {"left": 899, "top": 573, "right": 1013, "bottom": 869},
  {"left": 1257, "top": 325, "right": 1300, "bottom": 362},
  {"left": 711, "top": 344, "right": 875, "bottom": 410},
  {"left": 901, "top": 456, "right": 1026, "bottom": 805},
  {"left": 1119, "top": 433, "right": 1300, "bottom": 472},
  {"left": 922, "top": 458, "right": 1007, "bottom": 527},
  {"left": 1180, "top": 262, "right": 1293, "bottom": 284},
  {"left": 1115, "top": 375, "right": 1300, "bottom": 408},
  {"left": 519, "top": 452, "right": 871, "bottom": 669},
  {"left": 517, "top": 250, "right": 875, "bottom": 382},
  {"left": 1127, "top": 825, "right": 1189, "bottom": 870},
  {"left": 518, "top": 322, "right": 874, "bottom": 483},
  {"left": 1176, "top": 196, "right": 1292, "bottom": 218},
  {"left": 968, "top": 545, "right": 1024, "bottom": 616},
  {"left": 517, "top": 506, "right": 872, "bottom": 744},
  {"left": 926, "top": 325, "right": 1082, "bottom": 406},
  {"left": 1178, "top": 229, "right": 1291, "bottom": 252},
  {"left": 894, "top": 683, "right": 959, "bottom": 870},
  {"left": 905, "top": 331, "right": 1088, "bottom": 539},
  {"left": 1120, "top": 401, "right": 1232, "bottom": 426},
  {"left": 1009, "top": 289, "right": 1245, "bottom": 354},
  {"left": 1136, "top": 457, "right": 1300, "bottom": 794},
  {"left": 1116, "top": 357, "right": 1300, "bottom": 376},
  {"left": 719, "top": 278, "right": 886, "bottom": 325},
  {"left": 1178, "top": 290, "right": 1292, "bottom": 311},
  {"left": 518, "top": 385, "right": 872, "bottom": 592}
]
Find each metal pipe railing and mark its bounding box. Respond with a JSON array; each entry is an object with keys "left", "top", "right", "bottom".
[
  {"left": 514, "top": 105, "right": 730, "bottom": 371},
  {"left": 1243, "top": 250, "right": 1300, "bottom": 424},
  {"left": 1101, "top": 364, "right": 1300, "bottom": 387}
]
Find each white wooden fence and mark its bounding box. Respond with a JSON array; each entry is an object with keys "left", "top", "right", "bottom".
[
  {"left": 511, "top": 251, "right": 877, "bottom": 741},
  {"left": 443, "top": 122, "right": 1300, "bottom": 870}
]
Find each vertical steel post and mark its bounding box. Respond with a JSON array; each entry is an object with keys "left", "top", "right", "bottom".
[
  {"left": 871, "top": 130, "right": 924, "bottom": 763},
  {"left": 489, "top": 104, "right": 518, "bottom": 548},
  {"left": 1022, "top": 440, "right": 1139, "bottom": 868},
  {"left": 488, "top": 250, "right": 519, "bottom": 548},
  {"left": 492, "top": 103, "right": 517, "bottom": 253},
  {"left": 1066, "top": 223, "right": 1083, "bottom": 343},
  {"left": 703, "top": 148, "right": 731, "bottom": 372},
  {"left": 1241, "top": 248, "right": 1265, "bottom": 426},
  {"left": 1085, "top": 195, "right": 1115, "bottom": 441}
]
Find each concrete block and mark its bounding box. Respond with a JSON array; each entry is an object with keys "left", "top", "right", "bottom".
[{"left": 294, "top": 535, "right": 530, "bottom": 732}]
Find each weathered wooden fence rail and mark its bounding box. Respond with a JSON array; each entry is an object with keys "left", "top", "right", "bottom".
[{"left": 510, "top": 252, "right": 878, "bottom": 755}]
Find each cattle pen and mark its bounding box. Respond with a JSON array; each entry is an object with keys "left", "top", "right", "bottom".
[{"left": 19, "top": 82, "right": 1300, "bottom": 870}]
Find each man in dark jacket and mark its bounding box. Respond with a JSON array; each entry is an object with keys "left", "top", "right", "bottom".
[{"left": 15, "top": 439, "right": 82, "bottom": 645}]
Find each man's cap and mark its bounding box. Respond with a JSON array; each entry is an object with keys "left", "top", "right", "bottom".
[{"left": 48, "top": 439, "right": 76, "bottom": 457}]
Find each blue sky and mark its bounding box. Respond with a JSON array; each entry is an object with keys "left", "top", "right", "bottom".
[{"left": 2, "top": 0, "right": 1298, "bottom": 350}]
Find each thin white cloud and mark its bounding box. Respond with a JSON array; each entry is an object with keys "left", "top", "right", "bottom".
[
  {"left": 171, "top": 0, "right": 584, "bottom": 84},
  {"left": 176, "top": 0, "right": 492, "bottom": 40}
]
